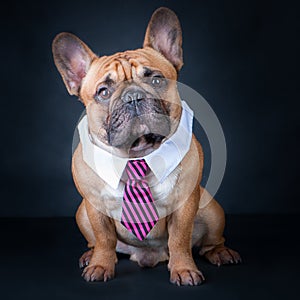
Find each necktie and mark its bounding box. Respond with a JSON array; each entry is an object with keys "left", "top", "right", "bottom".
[{"left": 121, "top": 159, "right": 159, "bottom": 241}]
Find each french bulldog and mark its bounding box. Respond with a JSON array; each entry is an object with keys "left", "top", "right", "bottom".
[{"left": 52, "top": 7, "right": 241, "bottom": 286}]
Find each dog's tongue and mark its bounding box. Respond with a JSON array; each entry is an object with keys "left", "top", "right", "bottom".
[
  {"left": 130, "top": 136, "right": 152, "bottom": 152},
  {"left": 129, "top": 133, "right": 165, "bottom": 157}
]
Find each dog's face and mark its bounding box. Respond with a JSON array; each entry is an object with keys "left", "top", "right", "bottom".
[{"left": 53, "top": 8, "right": 183, "bottom": 158}]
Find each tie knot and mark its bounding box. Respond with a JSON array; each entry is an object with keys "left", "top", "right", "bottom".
[{"left": 126, "top": 159, "right": 148, "bottom": 180}]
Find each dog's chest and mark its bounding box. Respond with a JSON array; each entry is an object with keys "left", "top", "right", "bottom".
[{"left": 99, "top": 166, "right": 181, "bottom": 219}]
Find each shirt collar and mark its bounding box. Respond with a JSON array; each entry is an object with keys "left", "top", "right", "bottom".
[{"left": 77, "top": 100, "right": 194, "bottom": 189}]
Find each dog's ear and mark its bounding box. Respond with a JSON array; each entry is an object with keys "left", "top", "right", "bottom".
[
  {"left": 143, "top": 7, "right": 183, "bottom": 71},
  {"left": 52, "top": 32, "right": 97, "bottom": 96}
]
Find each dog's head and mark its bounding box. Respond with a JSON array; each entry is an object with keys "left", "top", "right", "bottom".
[{"left": 52, "top": 7, "right": 183, "bottom": 158}]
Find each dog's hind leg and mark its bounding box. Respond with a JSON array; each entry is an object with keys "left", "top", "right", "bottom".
[{"left": 193, "top": 187, "right": 241, "bottom": 266}]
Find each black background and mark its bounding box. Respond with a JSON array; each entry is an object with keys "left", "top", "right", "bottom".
[{"left": 1, "top": 0, "right": 299, "bottom": 217}]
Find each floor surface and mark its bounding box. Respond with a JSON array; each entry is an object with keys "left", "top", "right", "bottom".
[{"left": 0, "top": 215, "right": 298, "bottom": 300}]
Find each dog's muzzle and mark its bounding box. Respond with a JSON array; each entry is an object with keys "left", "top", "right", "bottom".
[{"left": 107, "top": 87, "right": 170, "bottom": 151}]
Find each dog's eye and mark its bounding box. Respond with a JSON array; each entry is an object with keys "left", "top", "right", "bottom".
[
  {"left": 151, "top": 76, "right": 162, "bottom": 87},
  {"left": 97, "top": 87, "right": 111, "bottom": 100}
]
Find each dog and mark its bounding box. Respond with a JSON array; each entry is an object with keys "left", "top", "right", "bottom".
[{"left": 52, "top": 7, "right": 241, "bottom": 286}]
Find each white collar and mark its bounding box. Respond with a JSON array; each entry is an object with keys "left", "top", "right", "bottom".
[{"left": 77, "top": 101, "right": 194, "bottom": 189}]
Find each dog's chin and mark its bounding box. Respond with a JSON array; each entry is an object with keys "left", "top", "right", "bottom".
[{"left": 128, "top": 133, "right": 165, "bottom": 158}]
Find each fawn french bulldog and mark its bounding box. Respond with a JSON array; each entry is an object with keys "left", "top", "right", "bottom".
[{"left": 52, "top": 7, "right": 241, "bottom": 286}]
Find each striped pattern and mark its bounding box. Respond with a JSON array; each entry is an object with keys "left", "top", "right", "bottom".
[{"left": 121, "top": 159, "right": 159, "bottom": 241}]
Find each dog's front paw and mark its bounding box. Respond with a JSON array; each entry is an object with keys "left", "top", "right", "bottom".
[
  {"left": 170, "top": 268, "right": 205, "bottom": 286},
  {"left": 82, "top": 265, "right": 115, "bottom": 282},
  {"left": 204, "top": 246, "right": 241, "bottom": 266}
]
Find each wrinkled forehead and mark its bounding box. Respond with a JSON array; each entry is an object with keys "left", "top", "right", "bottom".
[{"left": 85, "top": 48, "right": 177, "bottom": 85}]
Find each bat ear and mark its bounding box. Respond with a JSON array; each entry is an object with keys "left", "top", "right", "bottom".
[
  {"left": 143, "top": 7, "right": 183, "bottom": 71},
  {"left": 52, "top": 32, "right": 97, "bottom": 96}
]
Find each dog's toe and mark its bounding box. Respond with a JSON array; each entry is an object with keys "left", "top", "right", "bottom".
[{"left": 79, "top": 249, "right": 93, "bottom": 269}]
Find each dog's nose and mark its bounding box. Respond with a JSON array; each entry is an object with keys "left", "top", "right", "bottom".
[{"left": 121, "top": 88, "right": 147, "bottom": 104}]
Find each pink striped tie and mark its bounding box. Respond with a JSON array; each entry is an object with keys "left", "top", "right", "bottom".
[{"left": 121, "top": 159, "right": 159, "bottom": 241}]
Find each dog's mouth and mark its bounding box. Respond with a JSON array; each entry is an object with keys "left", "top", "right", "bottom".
[{"left": 130, "top": 133, "right": 165, "bottom": 154}]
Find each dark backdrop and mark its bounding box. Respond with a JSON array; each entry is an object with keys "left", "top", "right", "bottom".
[{"left": 1, "top": 0, "right": 299, "bottom": 217}]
